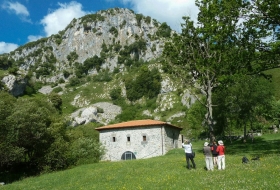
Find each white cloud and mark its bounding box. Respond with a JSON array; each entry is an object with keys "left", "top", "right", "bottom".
[
  {"left": 0, "top": 42, "right": 18, "bottom": 54},
  {"left": 120, "top": 0, "right": 198, "bottom": 32},
  {"left": 40, "top": 1, "right": 87, "bottom": 37},
  {"left": 27, "top": 35, "right": 44, "bottom": 42},
  {"left": 1, "top": 1, "right": 31, "bottom": 22},
  {"left": 2, "top": 1, "right": 29, "bottom": 16}
]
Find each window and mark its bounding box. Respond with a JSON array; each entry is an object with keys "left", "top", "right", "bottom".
[
  {"left": 143, "top": 135, "right": 146, "bottom": 141},
  {"left": 127, "top": 136, "right": 130, "bottom": 142},
  {"left": 113, "top": 137, "right": 116, "bottom": 142},
  {"left": 121, "top": 151, "right": 136, "bottom": 160}
]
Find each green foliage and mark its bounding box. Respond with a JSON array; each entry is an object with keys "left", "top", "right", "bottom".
[
  {"left": 163, "top": 0, "right": 279, "bottom": 138},
  {"left": 69, "top": 77, "right": 81, "bottom": 86},
  {"left": 48, "top": 92, "right": 63, "bottom": 111},
  {"left": 67, "top": 51, "right": 79, "bottom": 63},
  {"left": 109, "top": 26, "right": 118, "bottom": 37},
  {"left": 80, "top": 13, "right": 105, "bottom": 23},
  {"left": 118, "top": 39, "right": 147, "bottom": 65},
  {"left": 135, "top": 14, "right": 144, "bottom": 26},
  {"left": 8, "top": 67, "right": 18, "bottom": 75},
  {"left": 46, "top": 53, "right": 57, "bottom": 64},
  {"left": 35, "top": 62, "right": 55, "bottom": 79},
  {"left": 114, "top": 43, "right": 122, "bottom": 52},
  {"left": 0, "top": 56, "right": 15, "bottom": 70},
  {"left": 186, "top": 100, "right": 207, "bottom": 138},
  {"left": 110, "top": 87, "right": 124, "bottom": 105},
  {"left": 14, "top": 37, "right": 48, "bottom": 52},
  {"left": 156, "top": 22, "right": 172, "bottom": 38},
  {"left": 120, "top": 20, "right": 126, "bottom": 29},
  {"left": 83, "top": 55, "right": 104, "bottom": 73},
  {"left": 115, "top": 104, "right": 146, "bottom": 122},
  {"left": 101, "top": 42, "right": 109, "bottom": 53},
  {"left": 52, "top": 86, "right": 63, "bottom": 93},
  {"left": 125, "top": 66, "right": 161, "bottom": 101},
  {"left": 63, "top": 70, "right": 71, "bottom": 78},
  {"left": 144, "top": 16, "right": 151, "bottom": 24},
  {"left": 0, "top": 93, "right": 104, "bottom": 182},
  {"left": 52, "top": 34, "right": 62, "bottom": 45},
  {"left": 83, "top": 23, "right": 92, "bottom": 31},
  {"left": 92, "top": 70, "right": 112, "bottom": 82},
  {"left": 69, "top": 137, "right": 104, "bottom": 165}
]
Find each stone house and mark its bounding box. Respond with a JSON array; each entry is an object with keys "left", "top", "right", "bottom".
[{"left": 95, "top": 119, "right": 182, "bottom": 161}]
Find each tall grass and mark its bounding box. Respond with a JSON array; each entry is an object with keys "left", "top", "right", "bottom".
[{"left": 2, "top": 134, "right": 280, "bottom": 190}]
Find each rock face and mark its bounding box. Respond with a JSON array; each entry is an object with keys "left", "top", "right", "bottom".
[
  {"left": 8, "top": 8, "right": 167, "bottom": 83},
  {"left": 1, "top": 75, "right": 27, "bottom": 96},
  {"left": 0, "top": 8, "right": 197, "bottom": 127},
  {"left": 70, "top": 102, "right": 122, "bottom": 126}
]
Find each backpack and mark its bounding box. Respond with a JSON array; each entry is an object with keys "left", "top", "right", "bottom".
[{"left": 242, "top": 156, "right": 249, "bottom": 164}]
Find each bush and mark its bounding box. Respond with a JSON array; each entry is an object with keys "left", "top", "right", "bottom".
[
  {"left": 156, "top": 22, "right": 172, "bottom": 38},
  {"left": 109, "top": 27, "right": 118, "bottom": 37},
  {"left": 69, "top": 77, "right": 80, "bottom": 86},
  {"left": 92, "top": 71, "right": 112, "bottom": 82},
  {"left": 125, "top": 66, "right": 161, "bottom": 101},
  {"left": 52, "top": 86, "right": 63, "bottom": 93}
]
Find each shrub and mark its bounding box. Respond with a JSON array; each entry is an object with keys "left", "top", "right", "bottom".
[
  {"left": 125, "top": 66, "right": 161, "bottom": 101},
  {"left": 63, "top": 70, "right": 71, "bottom": 78},
  {"left": 67, "top": 51, "right": 79, "bottom": 63},
  {"left": 109, "top": 26, "right": 118, "bottom": 37},
  {"left": 156, "top": 22, "right": 172, "bottom": 38},
  {"left": 53, "top": 86, "right": 63, "bottom": 93},
  {"left": 69, "top": 77, "right": 80, "bottom": 86}
]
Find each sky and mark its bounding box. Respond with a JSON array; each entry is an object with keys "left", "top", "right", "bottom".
[{"left": 0, "top": 0, "right": 199, "bottom": 54}]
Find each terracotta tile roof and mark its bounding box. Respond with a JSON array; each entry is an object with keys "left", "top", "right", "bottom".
[{"left": 95, "top": 119, "right": 182, "bottom": 131}]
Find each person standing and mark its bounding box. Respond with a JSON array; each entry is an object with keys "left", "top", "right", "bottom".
[
  {"left": 203, "top": 142, "right": 214, "bottom": 171},
  {"left": 182, "top": 139, "right": 196, "bottom": 170},
  {"left": 211, "top": 141, "right": 218, "bottom": 166},
  {"left": 216, "top": 140, "right": 225, "bottom": 170}
]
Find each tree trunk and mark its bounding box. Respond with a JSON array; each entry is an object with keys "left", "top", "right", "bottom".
[
  {"left": 205, "top": 72, "right": 215, "bottom": 143},
  {"left": 243, "top": 121, "right": 247, "bottom": 143}
]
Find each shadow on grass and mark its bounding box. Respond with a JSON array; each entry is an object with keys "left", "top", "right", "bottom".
[{"left": 223, "top": 136, "right": 280, "bottom": 157}]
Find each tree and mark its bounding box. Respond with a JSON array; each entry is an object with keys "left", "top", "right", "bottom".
[
  {"left": 213, "top": 74, "right": 273, "bottom": 141},
  {"left": 48, "top": 92, "right": 63, "bottom": 112},
  {"left": 125, "top": 66, "right": 161, "bottom": 101},
  {"left": 163, "top": 0, "right": 278, "bottom": 141}
]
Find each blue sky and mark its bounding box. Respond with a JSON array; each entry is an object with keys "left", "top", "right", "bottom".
[{"left": 0, "top": 0, "right": 198, "bottom": 54}]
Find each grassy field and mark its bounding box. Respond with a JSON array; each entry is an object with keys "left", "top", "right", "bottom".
[{"left": 1, "top": 134, "right": 280, "bottom": 190}]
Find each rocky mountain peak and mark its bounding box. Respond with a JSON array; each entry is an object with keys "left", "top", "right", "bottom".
[{"left": 7, "top": 8, "right": 171, "bottom": 84}]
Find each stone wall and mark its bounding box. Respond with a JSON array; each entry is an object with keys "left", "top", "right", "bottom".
[{"left": 99, "top": 125, "right": 181, "bottom": 161}]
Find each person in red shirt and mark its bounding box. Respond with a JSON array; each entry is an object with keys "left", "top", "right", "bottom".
[{"left": 216, "top": 140, "right": 225, "bottom": 170}]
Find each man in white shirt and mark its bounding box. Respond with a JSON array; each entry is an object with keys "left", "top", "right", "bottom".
[{"left": 182, "top": 140, "right": 196, "bottom": 169}]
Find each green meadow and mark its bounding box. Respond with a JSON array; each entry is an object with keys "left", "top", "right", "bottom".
[{"left": 1, "top": 133, "right": 280, "bottom": 190}]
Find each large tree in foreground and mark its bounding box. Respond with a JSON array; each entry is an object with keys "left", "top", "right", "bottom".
[{"left": 163, "top": 0, "right": 278, "bottom": 141}]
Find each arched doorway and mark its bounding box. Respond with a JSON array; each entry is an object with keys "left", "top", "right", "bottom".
[{"left": 121, "top": 151, "right": 136, "bottom": 160}]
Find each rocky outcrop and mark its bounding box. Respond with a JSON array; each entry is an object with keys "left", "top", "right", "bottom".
[
  {"left": 69, "top": 102, "right": 121, "bottom": 126},
  {"left": 1, "top": 75, "right": 27, "bottom": 96},
  {"left": 9, "top": 8, "right": 167, "bottom": 84}
]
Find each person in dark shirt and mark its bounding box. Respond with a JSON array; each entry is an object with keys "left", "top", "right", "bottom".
[{"left": 211, "top": 141, "right": 218, "bottom": 166}]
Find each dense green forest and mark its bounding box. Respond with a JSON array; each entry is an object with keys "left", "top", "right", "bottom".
[{"left": 1, "top": 0, "right": 280, "bottom": 183}]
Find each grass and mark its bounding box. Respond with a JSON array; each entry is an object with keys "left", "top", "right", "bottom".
[{"left": 1, "top": 134, "right": 280, "bottom": 190}]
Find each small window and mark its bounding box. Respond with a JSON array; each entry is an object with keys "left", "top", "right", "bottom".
[
  {"left": 113, "top": 137, "right": 116, "bottom": 142},
  {"left": 127, "top": 136, "right": 130, "bottom": 142},
  {"left": 143, "top": 135, "right": 146, "bottom": 141}
]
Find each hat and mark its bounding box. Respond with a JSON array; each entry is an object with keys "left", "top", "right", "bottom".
[
  {"left": 218, "top": 140, "right": 224, "bottom": 145},
  {"left": 204, "top": 142, "right": 209, "bottom": 146}
]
